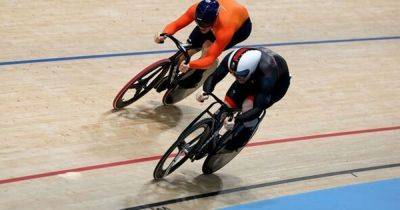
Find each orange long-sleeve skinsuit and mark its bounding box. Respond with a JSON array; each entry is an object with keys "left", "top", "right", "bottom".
[{"left": 163, "top": 0, "right": 249, "bottom": 70}]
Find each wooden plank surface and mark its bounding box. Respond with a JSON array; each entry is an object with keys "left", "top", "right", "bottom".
[{"left": 0, "top": 0, "right": 399, "bottom": 209}]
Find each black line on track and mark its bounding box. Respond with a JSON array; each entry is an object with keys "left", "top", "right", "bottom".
[{"left": 123, "top": 162, "right": 400, "bottom": 210}]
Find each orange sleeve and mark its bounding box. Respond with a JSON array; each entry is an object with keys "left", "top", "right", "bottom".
[
  {"left": 162, "top": 4, "right": 197, "bottom": 35},
  {"left": 189, "top": 28, "right": 235, "bottom": 69}
]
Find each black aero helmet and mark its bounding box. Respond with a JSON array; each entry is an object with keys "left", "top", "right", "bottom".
[{"left": 195, "top": 0, "right": 220, "bottom": 27}]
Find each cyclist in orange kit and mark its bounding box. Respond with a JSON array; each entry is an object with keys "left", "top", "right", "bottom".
[{"left": 154, "top": 0, "right": 252, "bottom": 90}]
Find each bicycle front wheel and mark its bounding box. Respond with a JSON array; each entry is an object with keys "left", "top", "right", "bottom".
[
  {"left": 113, "top": 59, "right": 170, "bottom": 109},
  {"left": 153, "top": 118, "right": 213, "bottom": 179}
]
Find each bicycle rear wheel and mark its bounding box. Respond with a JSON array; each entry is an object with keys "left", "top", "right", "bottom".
[
  {"left": 202, "top": 118, "right": 264, "bottom": 174},
  {"left": 202, "top": 125, "right": 248, "bottom": 174},
  {"left": 202, "top": 147, "right": 244, "bottom": 174},
  {"left": 153, "top": 118, "right": 213, "bottom": 179},
  {"left": 113, "top": 59, "right": 170, "bottom": 109},
  {"left": 162, "top": 61, "right": 218, "bottom": 105}
]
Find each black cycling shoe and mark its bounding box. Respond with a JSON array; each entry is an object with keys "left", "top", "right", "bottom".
[{"left": 156, "top": 76, "right": 169, "bottom": 93}]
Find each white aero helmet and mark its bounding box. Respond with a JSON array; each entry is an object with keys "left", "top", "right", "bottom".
[{"left": 227, "top": 48, "right": 262, "bottom": 83}]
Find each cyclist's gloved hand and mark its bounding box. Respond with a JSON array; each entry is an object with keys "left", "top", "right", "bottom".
[
  {"left": 224, "top": 117, "right": 235, "bottom": 130},
  {"left": 154, "top": 33, "right": 166, "bottom": 44},
  {"left": 179, "top": 63, "right": 190, "bottom": 73},
  {"left": 196, "top": 92, "right": 209, "bottom": 103}
]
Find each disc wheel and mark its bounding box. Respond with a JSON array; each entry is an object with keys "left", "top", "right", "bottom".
[
  {"left": 202, "top": 121, "right": 263, "bottom": 174},
  {"left": 202, "top": 147, "right": 244, "bottom": 174}
]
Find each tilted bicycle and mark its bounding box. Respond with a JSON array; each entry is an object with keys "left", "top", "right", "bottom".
[
  {"left": 153, "top": 93, "right": 265, "bottom": 179},
  {"left": 113, "top": 34, "right": 217, "bottom": 109}
]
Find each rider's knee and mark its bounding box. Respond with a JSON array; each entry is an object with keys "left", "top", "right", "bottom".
[
  {"left": 201, "top": 41, "right": 213, "bottom": 56},
  {"left": 202, "top": 40, "right": 212, "bottom": 48},
  {"left": 242, "top": 96, "right": 254, "bottom": 112},
  {"left": 242, "top": 96, "right": 258, "bottom": 128}
]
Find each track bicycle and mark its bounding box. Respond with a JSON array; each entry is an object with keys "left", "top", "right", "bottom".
[
  {"left": 153, "top": 93, "right": 265, "bottom": 179},
  {"left": 113, "top": 34, "right": 217, "bottom": 109}
]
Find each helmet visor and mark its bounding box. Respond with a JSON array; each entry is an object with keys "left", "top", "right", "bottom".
[{"left": 233, "top": 69, "right": 250, "bottom": 79}]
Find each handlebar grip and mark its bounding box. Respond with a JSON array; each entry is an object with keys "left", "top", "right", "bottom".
[{"left": 158, "top": 33, "right": 168, "bottom": 44}]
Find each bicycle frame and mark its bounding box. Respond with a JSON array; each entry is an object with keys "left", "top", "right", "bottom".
[
  {"left": 184, "top": 93, "right": 242, "bottom": 159},
  {"left": 165, "top": 51, "right": 183, "bottom": 85},
  {"left": 113, "top": 34, "right": 201, "bottom": 109},
  {"left": 153, "top": 93, "right": 266, "bottom": 179},
  {"left": 162, "top": 34, "right": 193, "bottom": 87}
]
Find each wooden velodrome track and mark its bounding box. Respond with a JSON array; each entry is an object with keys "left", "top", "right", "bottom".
[{"left": 1, "top": 0, "right": 399, "bottom": 209}]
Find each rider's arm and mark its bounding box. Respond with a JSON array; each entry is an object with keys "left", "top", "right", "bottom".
[
  {"left": 162, "top": 4, "right": 197, "bottom": 35},
  {"left": 189, "top": 28, "right": 235, "bottom": 70},
  {"left": 203, "top": 53, "right": 231, "bottom": 93}
]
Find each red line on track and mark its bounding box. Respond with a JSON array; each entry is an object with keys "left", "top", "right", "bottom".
[
  {"left": 1, "top": 125, "right": 399, "bottom": 185},
  {"left": 247, "top": 126, "right": 400, "bottom": 147}
]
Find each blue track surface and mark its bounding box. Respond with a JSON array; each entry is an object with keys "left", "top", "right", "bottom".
[
  {"left": 222, "top": 178, "right": 400, "bottom": 210},
  {"left": 1, "top": 35, "right": 399, "bottom": 67}
]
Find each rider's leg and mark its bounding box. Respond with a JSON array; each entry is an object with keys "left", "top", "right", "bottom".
[
  {"left": 155, "top": 26, "right": 210, "bottom": 92},
  {"left": 179, "top": 40, "right": 212, "bottom": 64},
  {"left": 241, "top": 96, "right": 259, "bottom": 128},
  {"left": 174, "top": 27, "right": 217, "bottom": 88},
  {"left": 226, "top": 70, "right": 290, "bottom": 150},
  {"left": 224, "top": 95, "right": 259, "bottom": 151},
  {"left": 221, "top": 81, "right": 252, "bottom": 127},
  {"left": 187, "top": 26, "right": 215, "bottom": 50},
  {"left": 226, "top": 64, "right": 290, "bottom": 149},
  {"left": 155, "top": 49, "right": 203, "bottom": 92},
  {"left": 200, "top": 40, "right": 213, "bottom": 57},
  {"left": 224, "top": 81, "right": 249, "bottom": 108},
  {"left": 177, "top": 48, "right": 200, "bottom": 66},
  {"left": 178, "top": 40, "right": 217, "bottom": 88},
  {"left": 185, "top": 26, "right": 214, "bottom": 64}
]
